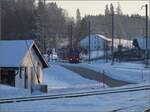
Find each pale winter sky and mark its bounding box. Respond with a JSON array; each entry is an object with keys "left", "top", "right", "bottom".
[{"left": 47, "top": 0, "right": 150, "bottom": 18}]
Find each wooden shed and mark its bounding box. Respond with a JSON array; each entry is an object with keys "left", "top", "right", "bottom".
[{"left": 0, "top": 40, "right": 48, "bottom": 90}]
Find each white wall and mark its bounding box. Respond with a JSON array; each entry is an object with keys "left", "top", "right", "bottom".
[
  {"left": 80, "top": 35, "right": 133, "bottom": 52},
  {"left": 31, "top": 48, "right": 43, "bottom": 84},
  {"left": 16, "top": 47, "right": 44, "bottom": 89},
  {"left": 114, "top": 39, "right": 133, "bottom": 48},
  {"left": 80, "top": 35, "right": 106, "bottom": 51},
  {"left": 15, "top": 69, "right": 25, "bottom": 88}
]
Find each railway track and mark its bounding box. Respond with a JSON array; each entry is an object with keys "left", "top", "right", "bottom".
[{"left": 0, "top": 84, "right": 150, "bottom": 104}]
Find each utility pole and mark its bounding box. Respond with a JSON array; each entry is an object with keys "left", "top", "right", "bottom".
[
  {"left": 145, "top": 4, "right": 148, "bottom": 67},
  {"left": 0, "top": 4, "right": 2, "bottom": 40},
  {"left": 88, "top": 20, "right": 91, "bottom": 63},
  {"left": 149, "top": 0, "right": 150, "bottom": 20},
  {"left": 111, "top": 7, "right": 114, "bottom": 65},
  {"left": 43, "top": 0, "right": 46, "bottom": 54},
  {"left": 0, "top": 2, "right": 1, "bottom": 85},
  {"left": 31, "top": 68, "right": 33, "bottom": 94},
  {"left": 70, "top": 23, "right": 73, "bottom": 49}
]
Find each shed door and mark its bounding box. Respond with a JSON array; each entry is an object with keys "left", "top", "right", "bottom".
[{"left": 24, "top": 67, "right": 28, "bottom": 89}]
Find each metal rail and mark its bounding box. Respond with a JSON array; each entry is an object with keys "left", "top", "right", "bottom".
[
  {"left": 0, "top": 84, "right": 150, "bottom": 104},
  {"left": 144, "top": 108, "right": 150, "bottom": 112}
]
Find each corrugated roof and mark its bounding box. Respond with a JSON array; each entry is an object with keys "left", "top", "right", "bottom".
[
  {"left": 0, "top": 40, "right": 48, "bottom": 68},
  {"left": 95, "top": 34, "right": 111, "bottom": 41},
  {"left": 80, "top": 34, "right": 111, "bottom": 42},
  {"left": 136, "top": 37, "right": 150, "bottom": 50}
]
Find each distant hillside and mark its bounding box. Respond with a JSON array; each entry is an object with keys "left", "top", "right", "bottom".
[
  {"left": 1, "top": 1, "right": 150, "bottom": 51},
  {"left": 78, "top": 14, "right": 150, "bottom": 41}
]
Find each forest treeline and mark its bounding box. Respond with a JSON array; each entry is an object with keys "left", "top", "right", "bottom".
[{"left": 1, "top": 0, "right": 150, "bottom": 50}]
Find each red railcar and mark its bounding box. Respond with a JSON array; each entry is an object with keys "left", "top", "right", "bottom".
[{"left": 68, "top": 48, "right": 80, "bottom": 63}]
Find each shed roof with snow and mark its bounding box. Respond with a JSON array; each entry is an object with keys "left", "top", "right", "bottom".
[{"left": 0, "top": 40, "right": 48, "bottom": 68}]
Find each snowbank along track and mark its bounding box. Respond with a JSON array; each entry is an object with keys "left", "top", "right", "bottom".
[{"left": 0, "top": 84, "right": 150, "bottom": 104}]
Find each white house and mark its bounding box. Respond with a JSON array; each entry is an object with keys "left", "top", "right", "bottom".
[
  {"left": 0, "top": 40, "right": 48, "bottom": 91},
  {"left": 80, "top": 34, "right": 111, "bottom": 51},
  {"left": 80, "top": 34, "right": 133, "bottom": 51},
  {"left": 113, "top": 38, "right": 133, "bottom": 49}
]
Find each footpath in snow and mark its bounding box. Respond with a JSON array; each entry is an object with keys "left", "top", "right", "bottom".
[{"left": 43, "top": 63, "right": 102, "bottom": 91}]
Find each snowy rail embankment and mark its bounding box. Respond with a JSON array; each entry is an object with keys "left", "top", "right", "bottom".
[
  {"left": 63, "top": 62, "right": 150, "bottom": 83},
  {"left": 0, "top": 84, "right": 30, "bottom": 98}
]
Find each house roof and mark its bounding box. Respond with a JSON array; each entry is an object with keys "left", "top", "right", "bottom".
[
  {"left": 80, "top": 34, "right": 111, "bottom": 43},
  {"left": 95, "top": 34, "right": 111, "bottom": 41},
  {"left": 0, "top": 40, "right": 48, "bottom": 68}
]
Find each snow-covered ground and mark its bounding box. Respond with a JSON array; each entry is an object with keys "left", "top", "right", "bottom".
[
  {"left": 0, "top": 63, "right": 99, "bottom": 99},
  {"left": 1, "top": 61, "right": 150, "bottom": 112},
  {"left": 63, "top": 61, "right": 150, "bottom": 83},
  {"left": 0, "top": 84, "right": 30, "bottom": 98},
  {"left": 1, "top": 83, "right": 150, "bottom": 112},
  {"left": 43, "top": 63, "right": 101, "bottom": 90}
]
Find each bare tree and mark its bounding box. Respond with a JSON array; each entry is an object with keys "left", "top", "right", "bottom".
[{"left": 105, "top": 4, "right": 110, "bottom": 15}]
